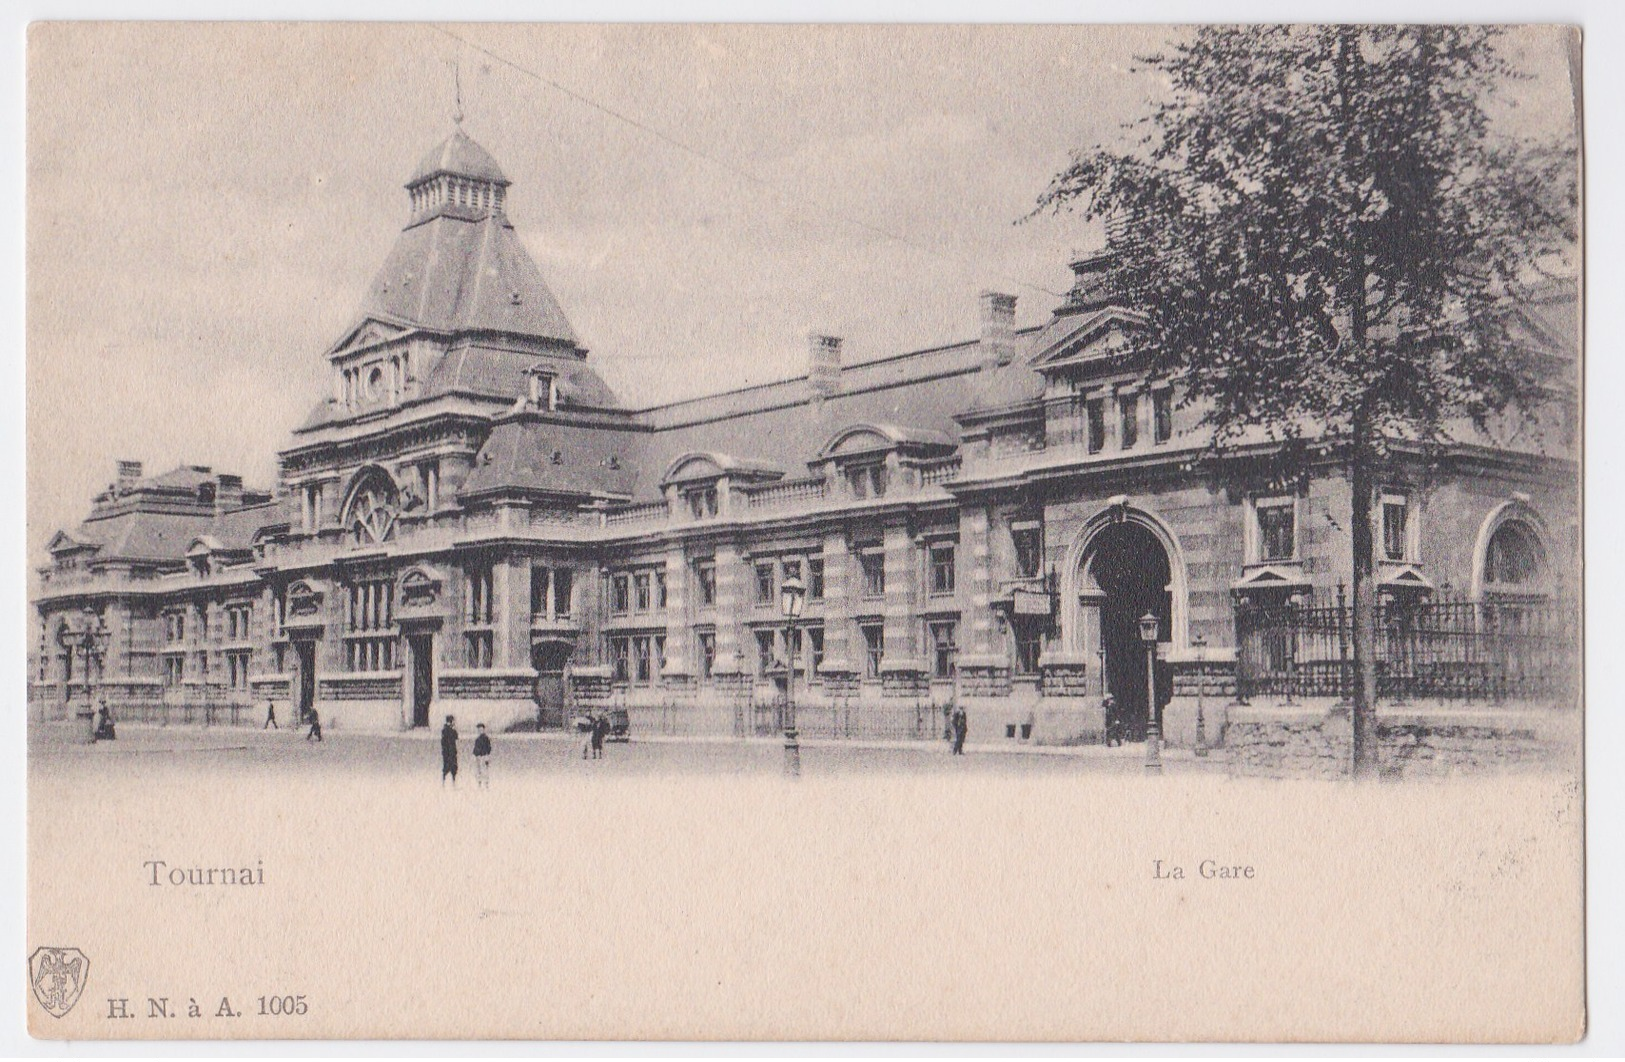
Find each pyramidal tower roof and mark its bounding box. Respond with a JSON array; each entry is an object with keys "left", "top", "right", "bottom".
[{"left": 357, "top": 126, "right": 579, "bottom": 347}]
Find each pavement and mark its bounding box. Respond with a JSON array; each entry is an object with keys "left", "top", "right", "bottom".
[{"left": 27, "top": 718, "right": 1222, "bottom": 777}]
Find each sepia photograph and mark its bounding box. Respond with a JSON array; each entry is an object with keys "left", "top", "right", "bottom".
[{"left": 22, "top": 20, "right": 1586, "bottom": 1043}]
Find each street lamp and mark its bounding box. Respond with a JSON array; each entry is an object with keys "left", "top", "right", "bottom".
[
  {"left": 780, "top": 573, "right": 806, "bottom": 778},
  {"left": 56, "top": 607, "right": 110, "bottom": 741},
  {"left": 1139, "top": 611, "right": 1162, "bottom": 774},
  {"left": 1192, "top": 634, "right": 1209, "bottom": 757}
]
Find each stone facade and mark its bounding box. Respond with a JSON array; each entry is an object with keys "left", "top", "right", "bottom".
[{"left": 32, "top": 127, "right": 1580, "bottom": 744}]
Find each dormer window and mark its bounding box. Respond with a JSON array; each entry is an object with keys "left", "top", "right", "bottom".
[
  {"left": 528, "top": 370, "right": 558, "bottom": 410},
  {"left": 846, "top": 463, "right": 888, "bottom": 500},
  {"left": 686, "top": 486, "right": 719, "bottom": 520}
]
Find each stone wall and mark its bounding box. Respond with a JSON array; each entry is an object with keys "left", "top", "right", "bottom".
[{"left": 1226, "top": 701, "right": 1578, "bottom": 779}]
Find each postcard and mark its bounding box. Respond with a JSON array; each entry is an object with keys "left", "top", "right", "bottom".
[{"left": 25, "top": 21, "right": 1584, "bottom": 1042}]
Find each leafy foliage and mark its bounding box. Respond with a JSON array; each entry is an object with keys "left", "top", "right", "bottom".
[{"left": 1036, "top": 25, "right": 1577, "bottom": 455}]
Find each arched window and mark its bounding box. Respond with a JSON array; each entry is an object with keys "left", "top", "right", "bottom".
[
  {"left": 344, "top": 469, "right": 399, "bottom": 545},
  {"left": 1483, "top": 519, "right": 1545, "bottom": 597}
]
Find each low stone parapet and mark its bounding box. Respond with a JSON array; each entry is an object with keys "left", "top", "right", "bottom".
[{"left": 1226, "top": 699, "right": 1578, "bottom": 779}]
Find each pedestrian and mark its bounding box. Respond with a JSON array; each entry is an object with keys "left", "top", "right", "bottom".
[
  {"left": 94, "top": 699, "right": 116, "bottom": 742},
  {"left": 1103, "top": 695, "right": 1122, "bottom": 747},
  {"left": 591, "top": 712, "right": 608, "bottom": 759},
  {"left": 304, "top": 707, "right": 323, "bottom": 742},
  {"left": 580, "top": 712, "right": 594, "bottom": 759},
  {"left": 951, "top": 707, "right": 968, "bottom": 756},
  {"left": 473, "top": 723, "right": 492, "bottom": 789},
  {"left": 441, "top": 714, "right": 459, "bottom": 786},
  {"left": 263, "top": 699, "right": 279, "bottom": 730}
]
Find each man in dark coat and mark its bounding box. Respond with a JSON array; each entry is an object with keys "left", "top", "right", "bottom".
[
  {"left": 472, "top": 723, "right": 492, "bottom": 789},
  {"left": 590, "top": 713, "right": 608, "bottom": 759},
  {"left": 1103, "top": 695, "right": 1122, "bottom": 747},
  {"left": 305, "top": 707, "right": 323, "bottom": 742},
  {"left": 951, "top": 707, "right": 968, "bottom": 755},
  {"left": 441, "top": 715, "right": 459, "bottom": 786},
  {"left": 263, "top": 699, "right": 278, "bottom": 730}
]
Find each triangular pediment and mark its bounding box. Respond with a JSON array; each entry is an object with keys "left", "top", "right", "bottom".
[
  {"left": 47, "top": 529, "right": 98, "bottom": 555},
  {"left": 1028, "top": 307, "right": 1151, "bottom": 372},
  {"left": 327, "top": 317, "right": 416, "bottom": 360}
]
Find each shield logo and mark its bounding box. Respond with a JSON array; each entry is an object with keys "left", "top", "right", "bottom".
[{"left": 28, "top": 946, "right": 89, "bottom": 1018}]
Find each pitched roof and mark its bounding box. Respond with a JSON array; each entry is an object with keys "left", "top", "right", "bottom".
[
  {"left": 408, "top": 127, "right": 509, "bottom": 186},
  {"left": 460, "top": 417, "right": 644, "bottom": 501},
  {"left": 361, "top": 212, "right": 579, "bottom": 345}
]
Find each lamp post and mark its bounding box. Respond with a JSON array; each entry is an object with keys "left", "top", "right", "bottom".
[
  {"left": 1139, "top": 611, "right": 1162, "bottom": 774},
  {"left": 57, "top": 607, "right": 110, "bottom": 741},
  {"left": 780, "top": 573, "right": 806, "bottom": 778},
  {"left": 1193, "top": 634, "right": 1209, "bottom": 757}
]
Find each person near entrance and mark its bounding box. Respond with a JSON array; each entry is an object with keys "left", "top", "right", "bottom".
[
  {"left": 263, "top": 699, "right": 279, "bottom": 730},
  {"left": 441, "top": 715, "right": 459, "bottom": 786},
  {"left": 590, "top": 713, "right": 608, "bottom": 759},
  {"left": 951, "top": 706, "right": 968, "bottom": 755},
  {"left": 472, "top": 723, "right": 492, "bottom": 788},
  {"left": 94, "top": 698, "right": 116, "bottom": 742},
  {"left": 1103, "top": 695, "right": 1123, "bottom": 747},
  {"left": 304, "top": 707, "right": 323, "bottom": 742}
]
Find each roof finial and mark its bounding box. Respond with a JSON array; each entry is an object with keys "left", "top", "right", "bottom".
[{"left": 453, "top": 58, "right": 464, "bottom": 126}]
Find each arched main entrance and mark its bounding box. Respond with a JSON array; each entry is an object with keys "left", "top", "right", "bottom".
[
  {"left": 1076, "top": 520, "right": 1174, "bottom": 741},
  {"left": 532, "top": 640, "right": 573, "bottom": 729}
]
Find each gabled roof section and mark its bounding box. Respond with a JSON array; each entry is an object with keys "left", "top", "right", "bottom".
[{"left": 1028, "top": 307, "right": 1150, "bottom": 370}]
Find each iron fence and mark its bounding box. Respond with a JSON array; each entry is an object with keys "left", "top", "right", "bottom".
[{"left": 1236, "top": 588, "right": 1578, "bottom": 704}]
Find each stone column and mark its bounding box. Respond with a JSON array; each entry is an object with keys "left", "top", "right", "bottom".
[
  {"left": 817, "top": 531, "right": 857, "bottom": 700},
  {"left": 711, "top": 539, "right": 744, "bottom": 676},
  {"left": 494, "top": 554, "right": 530, "bottom": 668}
]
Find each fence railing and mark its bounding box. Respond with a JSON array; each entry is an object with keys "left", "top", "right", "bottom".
[{"left": 1235, "top": 588, "right": 1578, "bottom": 704}]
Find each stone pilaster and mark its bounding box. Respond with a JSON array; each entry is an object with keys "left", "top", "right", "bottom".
[
  {"left": 880, "top": 523, "right": 926, "bottom": 695},
  {"left": 662, "top": 547, "right": 691, "bottom": 683},
  {"left": 494, "top": 554, "right": 530, "bottom": 668},
  {"left": 711, "top": 540, "right": 744, "bottom": 676},
  {"left": 962, "top": 504, "right": 995, "bottom": 658},
  {"left": 818, "top": 531, "right": 855, "bottom": 675}
]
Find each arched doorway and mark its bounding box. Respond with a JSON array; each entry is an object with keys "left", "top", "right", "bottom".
[
  {"left": 1078, "top": 521, "right": 1173, "bottom": 741},
  {"left": 532, "top": 640, "right": 573, "bottom": 729}
]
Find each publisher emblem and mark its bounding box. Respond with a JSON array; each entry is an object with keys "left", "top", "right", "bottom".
[{"left": 28, "top": 946, "right": 89, "bottom": 1018}]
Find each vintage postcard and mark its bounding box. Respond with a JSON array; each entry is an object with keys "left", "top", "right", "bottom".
[{"left": 25, "top": 22, "right": 1583, "bottom": 1042}]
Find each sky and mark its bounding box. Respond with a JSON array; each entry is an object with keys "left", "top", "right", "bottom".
[{"left": 25, "top": 22, "right": 1577, "bottom": 561}]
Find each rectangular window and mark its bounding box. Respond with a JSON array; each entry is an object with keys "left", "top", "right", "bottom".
[
  {"left": 806, "top": 625, "right": 825, "bottom": 677},
  {"left": 861, "top": 622, "right": 885, "bottom": 679},
  {"left": 1087, "top": 398, "right": 1105, "bottom": 453},
  {"left": 162, "top": 652, "right": 184, "bottom": 686},
  {"left": 634, "top": 572, "right": 652, "bottom": 612},
  {"left": 1013, "top": 525, "right": 1043, "bottom": 580},
  {"left": 756, "top": 629, "right": 776, "bottom": 675},
  {"left": 847, "top": 464, "right": 888, "bottom": 500},
  {"left": 655, "top": 570, "right": 667, "bottom": 609},
  {"left": 930, "top": 543, "right": 956, "bottom": 595},
  {"left": 634, "top": 636, "right": 652, "bottom": 684},
  {"left": 755, "top": 561, "right": 776, "bottom": 605},
  {"left": 347, "top": 636, "right": 398, "bottom": 672},
  {"left": 1119, "top": 393, "right": 1139, "bottom": 449},
  {"left": 1382, "top": 495, "right": 1410, "bottom": 562},
  {"left": 227, "top": 649, "right": 252, "bottom": 690},
  {"left": 782, "top": 557, "right": 803, "bottom": 590},
  {"left": 609, "top": 637, "right": 630, "bottom": 683},
  {"left": 351, "top": 577, "right": 396, "bottom": 632},
  {"left": 697, "top": 631, "right": 716, "bottom": 680},
  {"left": 807, "top": 557, "right": 825, "bottom": 600},
  {"left": 860, "top": 552, "right": 885, "bottom": 597},
  {"left": 655, "top": 635, "right": 666, "bottom": 677},
  {"left": 531, "top": 566, "right": 551, "bottom": 617},
  {"left": 612, "top": 574, "right": 631, "bottom": 614},
  {"left": 1153, "top": 389, "right": 1173, "bottom": 444},
  {"left": 1014, "top": 627, "right": 1042, "bottom": 676},
  {"left": 930, "top": 621, "right": 958, "bottom": 680},
  {"left": 463, "top": 631, "right": 492, "bottom": 670},
  {"left": 1256, "top": 499, "right": 1296, "bottom": 562},
  {"left": 466, "top": 563, "right": 493, "bottom": 624},
  {"left": 695, "top": 559, "right": 717, "bottom": 606},
  {"left": 553, "top": 568, "right": 573, "bottom": 618}
]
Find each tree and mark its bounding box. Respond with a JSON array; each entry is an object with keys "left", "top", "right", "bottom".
[{"left": 1036, "top": 25, "right": 1577, "bottom": 776}]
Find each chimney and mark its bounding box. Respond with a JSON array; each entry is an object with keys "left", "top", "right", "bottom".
[
  {"left": 116, "top": 460, "right": 142, "bottom": 491},
  {"left": 979, "top": 291, "right": 1017, "bottom": 367},
  {"left": 215, "top": 473, "right": 244, "bottom": 514},
  {"left": 808, "top": 334, "right": 843, "bottom": 398}
]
